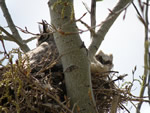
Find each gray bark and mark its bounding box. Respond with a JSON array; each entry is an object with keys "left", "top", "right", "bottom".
[{"left": 48, "top": 0, "right": 97, "bottom": 113}]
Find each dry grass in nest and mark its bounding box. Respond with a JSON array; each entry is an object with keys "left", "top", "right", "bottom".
[
  {"left": 0, "top": 49, "right": 146, "bottom": 113},
  {"left": 92, "top": 73, "right": 125, "bottom": 113}
]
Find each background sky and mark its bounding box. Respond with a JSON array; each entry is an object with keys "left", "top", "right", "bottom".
[{"left": 0, "top": 0, "right": 149, "bottom": 112}]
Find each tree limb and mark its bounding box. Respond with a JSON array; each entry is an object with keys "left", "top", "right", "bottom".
[
  {"left": 88, "top": 0, "right": 133, "bottom": 58},
  {"left": 23, "top": 36, "right": 37, "bottom": 44},
  {"left": 0, "top": 25, "right": 37, "bottom": 44},
  {"left": 136, "top": 0, "right": 149, "bottom": 112},
  {"left": 0, "top": 0, "right": 30, "bottom": 52},
  {"left": 0, "top": 26, "right": 20, "bottom": 42},
  {"left": 90, "top": 0, "right": 96, "bottom": 38},
  {"left": 0, "top": 35, "right": 14, "bottom": 42}
]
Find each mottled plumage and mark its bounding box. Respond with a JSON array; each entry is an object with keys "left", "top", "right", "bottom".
[
  {"left": 24, "top": 20, "right": 59, "bottom": 70},
  {"left": 91, "top": 50, "right": 113, "bottom": 74},
  {"left": 24, "top": 21, "right": 113, "bottom": 75}
]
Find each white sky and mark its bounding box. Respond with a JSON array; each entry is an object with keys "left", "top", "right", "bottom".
[{"left": 0, "top": 0, "right": 149, "bottom": 112}]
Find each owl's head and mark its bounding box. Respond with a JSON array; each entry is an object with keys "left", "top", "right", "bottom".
[
  {"left": 90, "top": 50, "right": 113, "bottom": 74},
  {"left": 37, "top": 20, "right": 54, "bottom": 46}
]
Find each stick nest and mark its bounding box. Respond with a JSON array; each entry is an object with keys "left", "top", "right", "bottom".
[{"left": 0, "top": 49, "right": 134, "bottom": 113}]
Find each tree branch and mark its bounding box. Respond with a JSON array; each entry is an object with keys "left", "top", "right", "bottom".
[
  {"left": 111, "top": 95, "right": 120, "bottom": 113},
  {"left": 0, "top": 26, "right": 20, "bottom": 42},
  {"left": 23, "top": 36, "right": 37, "bottom": 44},
  {"left": 0, "top": 26, "right": 37, "bottom": 44},
  {"left": 0, "top": 35, "right": 14, "bottom": 42},
  {"left": 0, "top": 0, "right": 30, "bottom": 52},
  {"left": 82, "top": 1, "right": 90, "bottom": 14},
  {"left": 90, "top": 0, "right": 96, "bottom": 38},
  {"left": 136, "top": 0, "right": 149, "bottom": 112},
  {"left": 88, "top": 0, "right": 133, "bottom": 58}
]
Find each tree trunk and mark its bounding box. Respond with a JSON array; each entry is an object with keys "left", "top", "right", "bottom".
[{"left": 48, "top": 0, "right": 97, "bottom": 113}]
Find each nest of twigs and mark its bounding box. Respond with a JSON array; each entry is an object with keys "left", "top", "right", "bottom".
[{"left": 0, "top": 49, "right": 131, "bottom": 113}]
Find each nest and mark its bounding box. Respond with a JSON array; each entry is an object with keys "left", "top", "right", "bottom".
[{"left": 0, "top": 49, "right": 130, "bottom": 113}]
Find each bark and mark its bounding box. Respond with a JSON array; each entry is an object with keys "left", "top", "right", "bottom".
[
  {"left": 90, "top": 0, "right": 96, "bottom": 38},
  {"left": 48, "top": 0, "right": 97, "bottom": 113}
]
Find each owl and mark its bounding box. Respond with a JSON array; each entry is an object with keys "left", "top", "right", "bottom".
[
  {"left": 24, "top": 20, "right": 59, "bottom": 70},
  {"left": 90, "top": 50, "right": 113, "bottom": 74},
  {"left": 24, "top": 21, "right": 113, "bottom": 75}
]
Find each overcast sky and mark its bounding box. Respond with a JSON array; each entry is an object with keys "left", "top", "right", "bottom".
[{"left": 0, "top": 0, "right": 149, "bottom": 112}]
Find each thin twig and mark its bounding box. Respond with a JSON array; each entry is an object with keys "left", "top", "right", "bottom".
[
  {"left": 132, "top": 2, "right": 143, "bottom": 20},
  {"left": 16, "top": 26, "right": 40, "bottom": 36},
  {"left": 132, "top": 2, "right": 148, "bottom": 29},
  {"left": 82, "top": 1, "right": 90, "bottom": 14}
]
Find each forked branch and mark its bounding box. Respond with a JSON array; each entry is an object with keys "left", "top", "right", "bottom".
[
  {"left": 0, "top": 0, "right": 30, "bottom": 52},
  {"left": 88, "top": 0, "right": 133, "bottom": 58}
]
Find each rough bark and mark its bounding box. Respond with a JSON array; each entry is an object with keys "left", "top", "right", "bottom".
[{"left": 48, "top": 0, "right": 97, "bottom": 113}]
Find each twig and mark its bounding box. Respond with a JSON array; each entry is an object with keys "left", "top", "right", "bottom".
[
  {"left": 131, "top": 101, "right": 140, "bottom": 113},
  {"left": 119, "top": 104, "right": 130, "bottom": 113},
  {"left": 75, "top": 12, "right": 87, "bottom": 22},
  {"left": 0, "top": 36, "right": 7, "bottom": 56},
  {"left": 79, "top": 19, "right": 95, "bottom": 36},
  {"left": 132, "top": 2, "right": 143, "bottom": 20},
  {"left": 82, "top": 1, "right": 90, "bottom": 14},
  {"left": 132, "top": 2, "right": 148, "bottom": 29},
  {"left": 16, "top": 26, "right": 40, "bottom": 36}
]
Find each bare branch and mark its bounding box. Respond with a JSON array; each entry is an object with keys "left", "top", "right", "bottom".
[
  {"left": 23, "top": 36, "right": 38, "bottom": 44},
  {"left": 90, "top": 0, "right": 96, "bottom": 38},
  {"left": 16, "top": 26, "right": 40, "bottom": 36},
  {"left": 0, "top": 35, "right": 15, "bottom": 42},
  {"left": 88, "top": 0, "right": 133, "bottom": 58},
  {"left": 111, "top": 95, "right": 120, "bottom": 113},
  {"left": 0, "top": 26, "right": 20, "bottom": 43},
  {"left": 0, "top": 0, "right": 30, "bottom": 52},
  {"left": 132, "top": 2, "right": 143, "bottom": 20},
  {"left": 136, "top": 0, "right": 149, "bottom": 112},
  {"left": 0, "top": 26, "right": 37, "bottom": 44},
  {"left": 79, "top": 19, "right": 95, "bottom": 36},
  {"left": 82, "top": 1, "right": 90, "bottom": 14}
]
